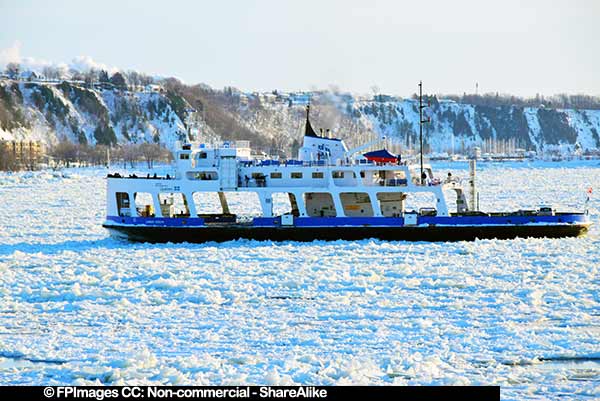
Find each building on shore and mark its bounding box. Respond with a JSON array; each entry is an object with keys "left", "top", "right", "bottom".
[{"left": 0, "top": 140, "right": 45, "bottom": 170}]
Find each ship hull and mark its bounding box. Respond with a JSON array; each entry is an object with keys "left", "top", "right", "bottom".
[{"left": 103, "top": 220, "right": 590, "bottom": 243}]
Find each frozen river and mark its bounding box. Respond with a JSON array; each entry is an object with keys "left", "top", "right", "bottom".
[{"left": 0, "top": 161, "right": 598, "bottom": 399}]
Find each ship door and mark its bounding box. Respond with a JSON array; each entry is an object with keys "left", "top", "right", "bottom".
[{"left": 219, "top": 156, "right": 237, "bottom": 190}]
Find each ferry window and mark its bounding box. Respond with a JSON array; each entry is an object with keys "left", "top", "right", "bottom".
[
  {"left": 116, "top": 192, "right": 130, "bottom": 217},
  {"left": 291, "top": 172, "right": 303, "bottom": 179},
  {"left": 193, "top": 192, "right": 223, "bottom": 215},
  {"left": 224, "top": 192, "right": 262, "bottom": 217},
  {"left": 180, "top": 153, "right": 190, "bottom": 160},
  {"left": 312, "top": 172, "right": 324, "bottom": 179},
  {"left": 272, "top": 192, "right": 293, "bottom": 215},
  {"left": 340, "top": 192, "right": 374, "bottom": 217},
  {"left": 198, "top": 152, "right": 207, "bottom": 159},
  {"left": 186, "top": 171, "right": 218, "bottom": 180},
  {"left": 270, "top": 172, "right": 282, "bottom": 179},
  {"left": 134, "top": 192, "right": 154, "bottom": 217},
  {"left": 332, "top": 171, "right": 344, "bottom": 179},
  {"left": 377, "top": 192, "right": 406, "bottom": 217},
  {"left": 304, "top": 192, "right": 336, "bottom": 217},
  {"left": 158, "top": 192, "right": 190, "bottom": 218}
]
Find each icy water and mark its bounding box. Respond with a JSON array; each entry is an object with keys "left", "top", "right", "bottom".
[{"left": 0, "top": 161, "right": 599, "bottom": 399}]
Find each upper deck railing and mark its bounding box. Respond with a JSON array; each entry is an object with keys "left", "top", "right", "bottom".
[{"left": 240, "top": 158, "right": 419, "bottom": 168}]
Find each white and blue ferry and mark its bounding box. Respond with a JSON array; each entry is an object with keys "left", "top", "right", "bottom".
[{"left": 103, "top": 86, "right": 590, "bottom": 243}]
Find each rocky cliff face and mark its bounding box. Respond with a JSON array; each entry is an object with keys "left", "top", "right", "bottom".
[
  {"left": 0, "top": 80, "right": 192, "bottom": 148},
  {"left": 2, "top": 78, "right": 600, "bottom": 155},
  {"left": 351, "top": 98, "right": 600, "bottom": 153}
]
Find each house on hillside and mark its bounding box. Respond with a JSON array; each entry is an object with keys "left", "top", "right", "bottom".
[
  {"left": 145, "top": 84, "right": 164, "bottom": 93},
  {"left": 288, "top": 92, "right": 311, "bottom": 106},
  {"left": 19, "top": 70, "right": 43, "bottom": 82}
]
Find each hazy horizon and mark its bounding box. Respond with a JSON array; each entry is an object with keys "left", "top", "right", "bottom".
[{"left": 1, "top": 0, "right": 599, "bottom": 97}]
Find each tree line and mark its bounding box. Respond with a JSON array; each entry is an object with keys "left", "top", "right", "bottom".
[
  {"left": 48, "top": 140, "right": 172, "bottom": 170},
  {"left": 414, "top": 92, "right": 600, "bottom": 111},
  {"left": 3, "top": 62, "right": 155, "bottom": 91}
]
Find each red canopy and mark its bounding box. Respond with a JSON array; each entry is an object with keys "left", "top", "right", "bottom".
[{"left": 363, "top": 149, "right": 398, "bottom": 163}]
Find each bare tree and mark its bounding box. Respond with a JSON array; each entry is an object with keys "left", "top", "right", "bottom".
[
  {"left": 139, "top": 73, "right": 153, "bottom": 87},
  {"left": 371, "top": 85, "right": 380, "bottom": 98},
  {"left": 69, "top": 69, "right": 84, "bottom": 82},
  {"left": 139, "top": 142, "right": 160, "bottom": 169},
  {"left": 84, "top": 68, "right": 98, "bottom": 87},
  {"left": 50, "top": 139, "right": 80, "bottom": 167},
  {"left": 122, "top": 143, "right": 140, "bottom": 168},
  {"left": 42, "top": 66, "right": 60, "bottom": 81}
]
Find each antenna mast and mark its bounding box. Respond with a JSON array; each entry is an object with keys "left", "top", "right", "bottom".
[{"left": 418, "top": 81, "right": 430, "bottom": 185}]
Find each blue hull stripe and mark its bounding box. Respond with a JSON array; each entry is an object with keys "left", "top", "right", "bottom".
[
  {"left": 105, "top": 214, "right": 589, "bottom": 228},
  {"left": 253, "top": 215, "right": 589, "bottom": 227},
  {"left": 106, "top": 216, "right": 205, "bottom": 227}
]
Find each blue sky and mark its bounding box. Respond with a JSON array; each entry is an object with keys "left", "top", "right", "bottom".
[{"left": 1, "top": 0, "right": 598, "bottom": 96}]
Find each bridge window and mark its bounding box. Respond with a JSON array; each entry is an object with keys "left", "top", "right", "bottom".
[
  {"left": 179, "top": 153, "right": 190, "bottom": 160},
  {"left": 332, "top": 170, "right": 357, "bottom": 186},
  {"left": 186, "top": 171, "right": 218, "bottom": 180}
]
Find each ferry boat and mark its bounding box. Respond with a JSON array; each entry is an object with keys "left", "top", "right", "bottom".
[{"left": 102, "top": 85, "right": 591, "bottom": 243}]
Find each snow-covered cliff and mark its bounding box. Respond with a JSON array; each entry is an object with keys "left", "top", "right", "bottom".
[
  {"left": 0, "top": 80, "right": 191, "bottom": 148},
  {"left": 2, "top": 78, "right": 600, "bottom": 155}
]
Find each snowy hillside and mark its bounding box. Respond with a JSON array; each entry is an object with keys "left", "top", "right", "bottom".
[
  {"left": 2, "top": 77, "right": 600, "bottom": 155},
  {"left": 178, "top": 90, "right": 600, "bottom": 155},
  {"left": 0, "top": 80, "right": 192, "bottom": 149}
]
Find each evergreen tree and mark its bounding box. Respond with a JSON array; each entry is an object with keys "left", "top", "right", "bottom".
[
  {"left": 110, "top": 72, "right": 127, "bottom": 89},
  {"left": 99, "top": 70, "right": 110, "bottom": 83}
]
